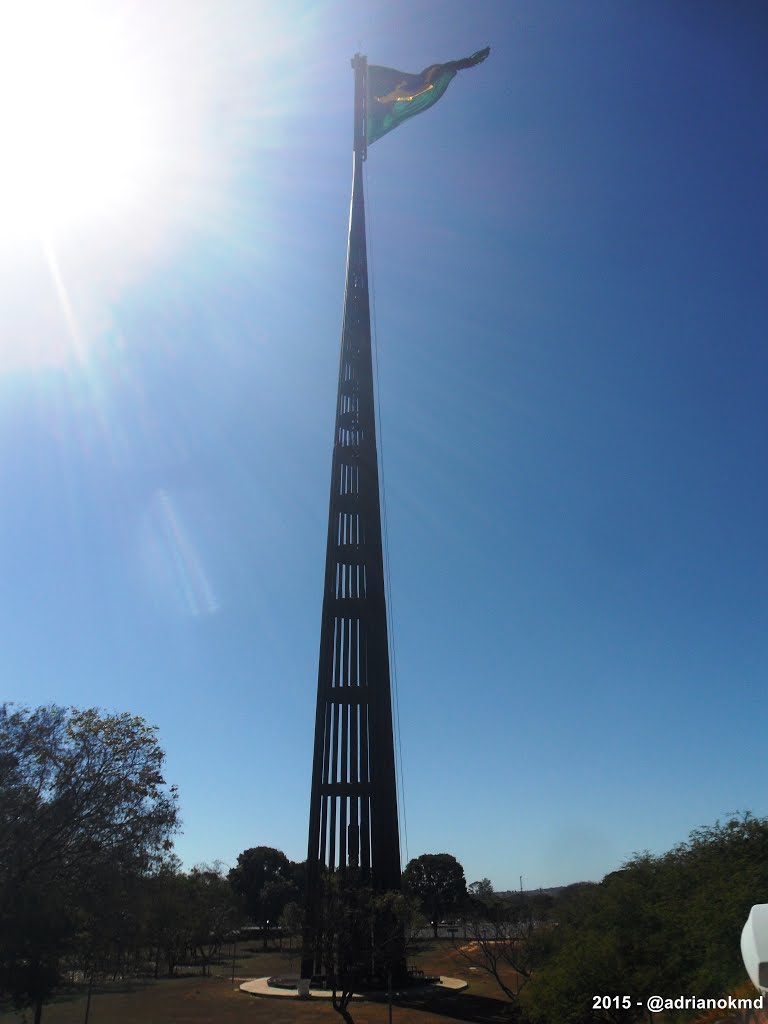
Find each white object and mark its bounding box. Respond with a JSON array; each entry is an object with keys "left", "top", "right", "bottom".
[
  {"left": 297, "top": 978, "right": 311, "bottom": 999},
  {"left": 741, "top": 905, "right": 768, "bottom": 992}
]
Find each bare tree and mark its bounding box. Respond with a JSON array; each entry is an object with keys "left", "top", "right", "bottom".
[{"left": 456, "top": 894, "right": 541, "bottom": 1004}]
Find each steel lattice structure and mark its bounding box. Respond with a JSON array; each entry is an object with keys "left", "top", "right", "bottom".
[{"left": 301, "top": 55, "right": 402, "bottom": 980}]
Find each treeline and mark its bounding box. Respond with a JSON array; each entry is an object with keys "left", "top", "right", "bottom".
[
  {"left": 71, "top": 860, "right": 244, "bottom": 979},
  {"left": 471, "top": 815, "right": 768, "bottom": 1024}
]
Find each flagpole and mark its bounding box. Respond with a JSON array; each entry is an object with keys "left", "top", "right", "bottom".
[{"left": 351, "top": 40, "right": 404, "bottom": 917}]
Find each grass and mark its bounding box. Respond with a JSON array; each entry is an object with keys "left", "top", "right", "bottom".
[{"left": 0, "top": 940, "right": 517, "bottom": 1024}]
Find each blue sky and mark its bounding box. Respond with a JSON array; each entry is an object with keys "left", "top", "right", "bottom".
[{"left": 2, "top": 0, "right": 767, "bottom": 890}]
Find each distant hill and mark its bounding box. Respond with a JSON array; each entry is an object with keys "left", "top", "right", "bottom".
[{"left": 494, "top": 882, "right": 597, "bottom": 900}]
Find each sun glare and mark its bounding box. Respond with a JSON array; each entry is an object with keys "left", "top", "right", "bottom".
[
  {"left": 0, "top": 1, "right": 154, "bottom": 235},
  {"left": 0, "top": 0, "right": 303, "bottom": 373}
]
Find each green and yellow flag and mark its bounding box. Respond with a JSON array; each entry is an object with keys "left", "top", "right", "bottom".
[{"left": 366, "top": 47, "right": 490, "bottom": 146}]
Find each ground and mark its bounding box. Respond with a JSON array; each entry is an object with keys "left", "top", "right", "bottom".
[{"left": 0, "top": 940, "right": 518, "bottom": 1024}]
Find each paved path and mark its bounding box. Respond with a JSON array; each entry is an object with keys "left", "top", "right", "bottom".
[{"left": 240, "top": 976, "right": 468, "bottom": 1000}]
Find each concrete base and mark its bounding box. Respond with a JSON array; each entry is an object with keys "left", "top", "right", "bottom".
[{"left": 239, "top": 975, "right": 468, "bottom": 1000}]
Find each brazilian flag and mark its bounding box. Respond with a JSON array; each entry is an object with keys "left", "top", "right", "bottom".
[{"left": 367, "top": 47, "right": 490, "bottom": 146}]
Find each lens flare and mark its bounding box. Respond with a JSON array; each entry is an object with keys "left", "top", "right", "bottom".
[{"left": 142, "top": 489, "right": 219, "bottom": 619}]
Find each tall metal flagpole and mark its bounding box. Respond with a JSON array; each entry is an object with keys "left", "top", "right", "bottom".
[{"left": 301, "top": 53, "right": 403, "bottom": 982}]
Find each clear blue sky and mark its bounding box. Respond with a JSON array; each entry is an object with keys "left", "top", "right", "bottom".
[{"left": 2, "top": 0, "right": 767, "bottom": 890}]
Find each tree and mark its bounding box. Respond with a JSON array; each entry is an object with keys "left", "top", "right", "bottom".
[
  {"left": 468, "top": 878, "right": 494, "bottom": 900},
  {"left": 279, "top": 900, "right": 305, "bottom": 959},
  {"left": 458, "top": 890, "right": 550, "bottom": 1004},
  {"left": 311, "top": 872, "right": 420, "bottom": 1024},
  {"left": 0, "top": 704, "right": 179, "bottom": 1022},
  {"left": 521, "top": 814, "right": 768, "bottom": 1024},
  {"left": 402, "top": 853, "right": 466, "bottom": 938},
  {"left": 466, "top": 878, "right": 496, "bottom": 922},
  {"left": 141, "top": 858, "right": 193, "bottom": 978},
  {"left": 186, "top": 863, "right": 243, "bottom": 975},
  {"left": 69, "top": 852, "right": 147, "bottom": 982},
  {"left": 228, "top": 846, "right": 298, "bottom": 948}
]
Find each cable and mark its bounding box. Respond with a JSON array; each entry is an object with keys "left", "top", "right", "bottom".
[{"left": 365, "top": 159, "right": 410, "bottom": 870}]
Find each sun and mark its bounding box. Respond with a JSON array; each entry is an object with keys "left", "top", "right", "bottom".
[{"left": 0, "top": 0, "right": 155, "bottom": 236}]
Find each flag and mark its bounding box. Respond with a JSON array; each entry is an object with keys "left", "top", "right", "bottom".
[{"left": 366, "top": 47, "right": 490, "bottom": 146}]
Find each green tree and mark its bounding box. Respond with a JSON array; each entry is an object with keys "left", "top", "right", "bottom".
[
  {"left": 186, "top": 863, "right": 243, "bottom": 974},
  {"left": 466, "top": 877, "right": 496, "bottom": 921},
  {"left": 522, "top": 928, "right": 632, "bottom": 1024},
  {"left": 228, "top": 846, "right": 298, "bottom": 948},
  {"left": 312, "top": 872, "right": 420, "bottom": 1024},
  {"left": 522, "top": 814, "right": 768, "bottom": 1024},
  {"left": 69, "top": 854, "right": 147, "bottom": 982},
  {"left": 0, "top": 704, "right": 179, "bottom": 1022},
  {"left": 402, "top": 853, "right": 466, "bottom": 938},
  {"left": 142, "top": 858, "right": 192, "bottom": 978},
  {"left": 279, "top": 900, "right": 305, "bottom": 959},
  {"left": 468, "top": 878, "right": 494, "bottom": 899}
]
